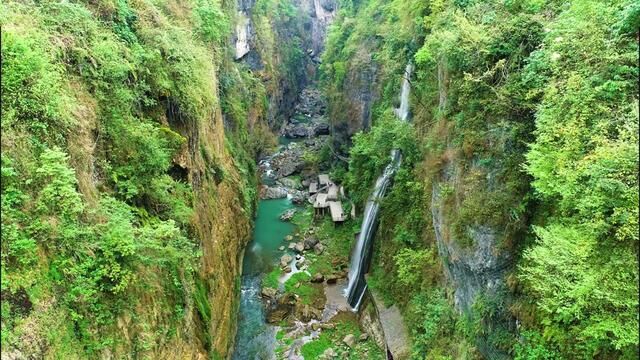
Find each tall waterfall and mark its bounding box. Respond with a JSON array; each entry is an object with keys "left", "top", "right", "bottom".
[{"left": 346, "top": 63, "right": 413, "bottom": 310}]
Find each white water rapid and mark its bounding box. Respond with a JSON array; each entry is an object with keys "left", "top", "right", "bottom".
[{"left": 345, "top": 63, "right": 413, "bottom": 310}]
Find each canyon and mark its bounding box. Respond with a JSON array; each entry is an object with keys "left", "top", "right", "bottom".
[{"left": 2, "top": 0, "right": 637, "bottom": 359}]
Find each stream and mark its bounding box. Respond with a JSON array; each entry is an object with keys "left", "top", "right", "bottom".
[{"left": 232, "top": 198, "right": 295, "bottom": 360}]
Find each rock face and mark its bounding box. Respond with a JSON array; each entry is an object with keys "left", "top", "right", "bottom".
[
  {"left": 366, "top": 291, "right": 411, "bottom": 359},
  {"left": 234, "top": 11, "right": 251, "bottom": 60},
  {"left": 232, "top": 0, "right": 336, "bottom": 130},
  {"left": 432, "top": 183, "right": 512, "bottom": 309},
  {"left": 431, "top": 163, "right": 516, "bottom": 359},
  {"left": 328, "top": 44, "right": 380, "bottom": 150}
]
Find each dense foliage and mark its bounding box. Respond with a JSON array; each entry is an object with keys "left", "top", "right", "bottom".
[
  {"left": 1, "top": 0, "right": 307, "bottom": 357},
  {"left": 322, "top": 0, "right": 638, "bottom": 358}
]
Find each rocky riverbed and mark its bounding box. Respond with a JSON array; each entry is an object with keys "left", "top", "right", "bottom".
[
  {"left": 240, "top": 85, "right": 385, "bottom": 359},
  {"left": 258, "top": 86, "right": 330, "bottom": 199}
]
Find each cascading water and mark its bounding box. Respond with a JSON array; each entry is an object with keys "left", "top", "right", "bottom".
[
  {"left": 394, "top": 63, "right": 413, "bottom": 122},
  {"left": 345, "top": 63, "right": 413, "bottom": 310}
]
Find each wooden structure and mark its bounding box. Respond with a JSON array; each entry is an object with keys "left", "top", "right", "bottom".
[
  {"left": 329, "top": 201, "right": 346, "bottom": 223},
  {"left": 327, "top": 184, "right": 339, "bottom": 201},
  {"left": 309, "top": 174, "right": 349, "bottom": 224},
  {"left": 313, "top": 193, "right": 329, "bottom": 216},
  {"left": 318, "top": 174, "right": 330, "bottom": 186}
]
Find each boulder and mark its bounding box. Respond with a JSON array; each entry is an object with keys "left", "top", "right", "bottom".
[
  {"left": 303, "top": 237, "right": 319, "bottom": 250},
  {"left": 294, "top": 242, "right": 305, "bottom": 253},
  {"left": 266, "top": 294, "right": 295, "bottom": 323},
  {"left": 285, "top": 235, "right": 294, "bottom": 241},
  {"left": 320, "top": 323, "right": 335, "bottom": 330},
  {"left": 260, "top": 185, "right": 288, "bottom": 199},
  {"left": 270, "top": 147, "right": 304, "bottom": 178},
  {"left": 343, "top": 334, "right": 356, "bottom": 348},
  {"left": 290, "top": 192, "right": 306, "bottom": 205},
  {"left": 313, "top": 123, "right": 330, "bottom": 136},
  {"left": 326, "top": 275, "right": 338, "bottom": 284},
  {"left": 280, "top": 209, "right": 296, "bottom": 221},
  {"left": 278, "top": 246, "right": 285, "bottom": 251},
  {"left": 284, "top": 266, "right": 292, "bottom": 273},
  {"left": 261, "top": 287, "right": 277, "bottom": 299},
  {"left": 296, "top": 259, "right": 305, "bottom": 267},
  {"left": 359, "top": 333, "right": 369, "bottom": 342},
  {"left": 311, "top": 274, "right": 325, "bottom": 283},
  {"left": 276, "top": 177, "right": 301, "bottom": 189},
  {"left": 314, "top": 243, "right": 325, "bottom": 255},
  {"left": 280, "top": 254, "right": 293, "bottom": 268},
  {"left": 298, "top": 304, "right": 322, "bottom": 322},
  {"left": 284, "top": 123, "right": 308, "bottom": 138},
  {"left": 320, "top": 348, "right": 337, "bottom": 359},
  {"left": 266, "top": 308, "right": 289, "bottom": 323},
  {"left": 288, "top": 242, "right": 297, "bottom": 250}
]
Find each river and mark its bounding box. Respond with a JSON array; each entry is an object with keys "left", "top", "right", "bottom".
[{"left": 232, "top": 198, "right": 295, "bottom": 360}]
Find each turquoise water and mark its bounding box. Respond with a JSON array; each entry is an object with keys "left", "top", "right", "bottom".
[
  {"left": 232, "top": 199, "right": 295, "bottom": 360},
  {"left": 278, "top": 136, "right": 305, "bottom": 146}
]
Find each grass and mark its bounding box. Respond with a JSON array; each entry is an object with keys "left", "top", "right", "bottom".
[
  {"left": 262, "top": 267, "right": 283, "bottom": 289},
  {"left": 299, "top": 312, "right": 385, "bottom": 360},
  {"left": 291, "top": 207, "right": 313, "bottom": 231},
  {"left": 305, "top": 216, "right": 357, "bottom": 276},
  {"left": 283, "top": 272, "right": 323, "bottom": 306},
  {"left": 300, "top": 331, "right": 333, "bottom": 358}
]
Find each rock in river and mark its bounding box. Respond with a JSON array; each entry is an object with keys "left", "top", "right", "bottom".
[
  {"left": 280, "top": 254, "right": 293, "bottom": 267},
  {"left": 280, "top": 209, "right": 296, "bottom": 221},
  {"left": 260, "top": 185, "right": 288, "bottom": 199}
]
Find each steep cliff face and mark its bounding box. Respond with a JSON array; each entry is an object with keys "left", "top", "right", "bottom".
[
  {"left": 320, "top": 3, "right": 410, "bottom": 153},
  {"left": 0, "top": 0, "right": 322, "bottom": 358},
  {"left": 328, "top": 43, "right": 379, "bottom": 149},
  {"left": 320, "top": 0, "right": 531, "bottom": 358},
  {"left": 323, "top": 1, "right": 637, "bottom": 359},
  {"left": 231, "top": 0, "right": 336, "bottom": 132}
]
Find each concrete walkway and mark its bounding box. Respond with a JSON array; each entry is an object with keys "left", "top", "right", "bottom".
[{"left": 370, "top": 290, "right": 411, "bottom": 359}]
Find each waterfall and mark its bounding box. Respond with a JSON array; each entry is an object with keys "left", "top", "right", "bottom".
[
  {"left": 345, "top": 63, "right": 413, "bottom": 310},
  {"left": 394, "top": 63, "right": 413, "bottom": 121}
]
